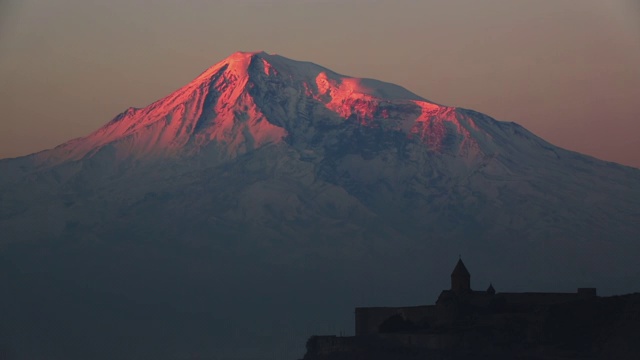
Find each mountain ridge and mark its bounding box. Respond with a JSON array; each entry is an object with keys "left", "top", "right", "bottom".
[
  {"left": 0, "top": 51, "right": 639, "bottom": 360},
  {"left": 18, "top": 52, "right": 466, "bottom": 167}
]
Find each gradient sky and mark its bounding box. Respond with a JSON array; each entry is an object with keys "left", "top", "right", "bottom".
[{"left": 1, "top": 0, "right": 639, "bottom": 167}]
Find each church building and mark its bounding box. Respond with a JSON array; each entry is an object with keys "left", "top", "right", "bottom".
[{"left": 355, "top": 258, "right": 597, "bottom": 336}]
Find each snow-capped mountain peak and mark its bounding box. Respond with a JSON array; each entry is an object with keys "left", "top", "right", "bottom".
[
  {"left": 1, "top": 51, "right": 639, "bottom": 360},
  {"left": 33, "top": 52, "right": 484, "bottom": 167}
]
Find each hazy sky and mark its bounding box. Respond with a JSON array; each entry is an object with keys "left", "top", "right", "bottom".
[{"left": 1, "top": 0, "right": 639, "bottom": 167}]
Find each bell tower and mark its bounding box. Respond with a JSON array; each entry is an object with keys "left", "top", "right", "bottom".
[{"left": 451, "top": 258, "right": 471, "bottom": 293}]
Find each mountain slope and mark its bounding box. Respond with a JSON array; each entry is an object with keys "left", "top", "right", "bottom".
[{"left": 0, "top": 51, "right": 639, "bottom": 360}]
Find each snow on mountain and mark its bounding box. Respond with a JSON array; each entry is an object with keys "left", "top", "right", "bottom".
[
  {"left": 1, "top": 51, "right": 639, "bottom": 360},
  {"left": 2, "top": 49, "right": 639, "bottom": 276},
  {"left": 24, "top": 51, "right": 480, "bottom": 166},
  {"left": 2, "top": 50, "right": 639, "bottom": 266}
]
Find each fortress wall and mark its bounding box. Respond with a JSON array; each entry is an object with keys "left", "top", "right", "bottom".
[
  {"left": 397, "top": 305, "right": 436, "bottom": 323},
  {"left": 355, "top": 306, "right": 435, "bottom": 335},
  {"left": 305, "top": 336, "right": 356, "bottom": 356},
  {"left": 355, "top": 307, "right": 399, "bottom": 335},
  {"left": 380, "top": 332, "right": 456, "bottom": 350},
  {"left": 498, "top": 292, "right": 582, "bottom": 306}
]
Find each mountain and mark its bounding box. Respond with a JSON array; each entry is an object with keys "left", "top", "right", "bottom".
[{"left": 1, "top": 51, "right": 639, "bottom": 360}]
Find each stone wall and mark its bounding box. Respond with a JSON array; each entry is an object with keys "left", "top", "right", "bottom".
[{"left": 354, "top": 305, "right": 435, "bottom": 335}]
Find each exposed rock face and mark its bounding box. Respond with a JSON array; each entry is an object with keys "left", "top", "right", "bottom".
[{"left": 0, "top": 52, "right": 639, "bottom": 359}]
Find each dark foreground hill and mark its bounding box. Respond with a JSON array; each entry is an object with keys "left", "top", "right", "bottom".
[{"left": 1, "top": 52, "right": 639, "bottom": 359}]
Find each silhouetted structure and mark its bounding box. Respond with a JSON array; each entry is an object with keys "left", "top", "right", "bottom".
[
  {"left": 450, "top": 258, "right": 470, "bottom": 293},
  {"left": 354, "top": 258, "right": 597, "bottom": 336},
  {"left": 303, "top": 259, "right": 640, "bottom": 360}
]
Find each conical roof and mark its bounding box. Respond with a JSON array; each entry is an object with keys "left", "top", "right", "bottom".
[
  {"left": 451, "top": 258, "right": 470, "bottom": 277},
  {"left": 487, "top": 283, "right": 496, "bottom": 294}
]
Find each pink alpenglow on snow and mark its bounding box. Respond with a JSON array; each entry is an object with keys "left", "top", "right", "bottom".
[{"left": 34, "top": 52, "right": 483, "bottom": 166}]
